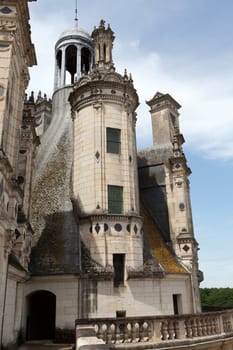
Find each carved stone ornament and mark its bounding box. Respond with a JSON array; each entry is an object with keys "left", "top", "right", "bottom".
[
  {"left": 4, "top": 229, "right": 14, "bottom": 257},
  {"left": 0, "top": 24, "right": 16, "bottom": 33},
  {"left": 0, "top": 7, "right": 13, "bottom": 14}
]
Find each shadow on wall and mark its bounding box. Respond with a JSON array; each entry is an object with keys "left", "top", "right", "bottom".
[{"left": 138, "top": 155, "right": 170, "bottom": 243}]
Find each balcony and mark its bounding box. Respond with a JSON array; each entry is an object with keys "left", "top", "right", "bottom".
[{"left": 76, "top": 310, "right": 233, "bottom": 349}]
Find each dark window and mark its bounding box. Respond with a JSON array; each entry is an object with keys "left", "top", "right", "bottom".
[
  {"left": 173, "top": 294, "right": 182, "bottom": 315},
  {"left": 116, "top": 310, "right": 126, "bottom": 318},
  {"left": 108, "top": 185, "right": 123, "bottom": 214},
  {"left": 113, "top": 254, "right": 125, "bottom": 287},
  {"left": 107, "top": 128, "right": 121, "bottom": 154}
]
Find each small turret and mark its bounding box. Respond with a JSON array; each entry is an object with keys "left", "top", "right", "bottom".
[
  {"left": 92, "top": 19, "right": 115, "bottom": 70},
  {"left": 146, "top": 92, "right": 181, "bottom": 146},
  {"left": 54, "top": 27, "right": 93, "bottom": 90}
]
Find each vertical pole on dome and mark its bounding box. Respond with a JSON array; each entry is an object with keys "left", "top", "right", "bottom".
[{"left": 75, "top": 0, "right": 78, "bottom": 27}]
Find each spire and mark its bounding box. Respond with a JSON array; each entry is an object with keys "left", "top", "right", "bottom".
[{"left": 74, "top": 0, "right": 78, "bottom": 27}]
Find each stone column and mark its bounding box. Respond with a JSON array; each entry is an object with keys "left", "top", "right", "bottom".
[
  {"left": 54, "top": 53, "right": 59, "bottom": 90},
  {"left": 61, "top": 46, "right": 66, "bottom": 87},
  {"left": 76, "top": 46, "right": 81, "bottom": 79}
]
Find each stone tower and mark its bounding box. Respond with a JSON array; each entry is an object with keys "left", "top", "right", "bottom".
[
  {"left": 69, "top": 20, "right": 143, "bottom": 292},
  {"left": 146, "top": 92, "right": 201, "bottom": 310}
]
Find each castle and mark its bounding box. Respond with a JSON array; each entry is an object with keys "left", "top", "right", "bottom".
[{"left": 0, "top": 1, "right": 204, "bottom": 348}]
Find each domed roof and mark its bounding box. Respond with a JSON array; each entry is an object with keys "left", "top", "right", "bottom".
[{"left": 59, "top": 27, "right": 91, "bottom": 41}]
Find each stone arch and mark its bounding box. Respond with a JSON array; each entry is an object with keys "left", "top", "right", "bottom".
[
  {"left": 81, "top": 47, "right": 91, "bottom": 73},
  {"left": 26, "top": 290, "right": 56, "bottom": 340},
  {"left": 65, "top": 44, "right": 77, "bottom": 84}
]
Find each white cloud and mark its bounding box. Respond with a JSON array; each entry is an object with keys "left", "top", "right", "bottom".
[{"left": 113, "top": 40, "right": 233, "bottom": 159}]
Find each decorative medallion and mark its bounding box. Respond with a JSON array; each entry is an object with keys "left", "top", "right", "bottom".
[
  {"left": 95, "top": 151, "right": 100, "bottom": 160},
  {"left": 95, "top": 223, "right": 100, "bottom": 234},
  {"left": 175, "top": 163, "right": 181, "bottom": 169},
  {"left": 179, "top": 203, "right": 185, "bottom": 210},
  {"left": 114, "top": 223, "right": 122, "bottom": 232},
  {"left": 111, "top": 89, "right": 116, "bottom": 94},
  {"left": 0, "top": 7, "right": 13, "bottom": 14},
  {"left": 183, "top": 245, "right": 190, "bottom": 252}
]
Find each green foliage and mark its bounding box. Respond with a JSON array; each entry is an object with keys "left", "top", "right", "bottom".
[{"left": 200, "top": 288, "right": 233, "bottom": 307}]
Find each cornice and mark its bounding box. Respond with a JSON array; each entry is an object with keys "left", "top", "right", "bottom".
[{"left": 70, "top": 79, "right": 139, "bottom": 112}]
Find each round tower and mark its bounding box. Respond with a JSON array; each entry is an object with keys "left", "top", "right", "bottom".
[
  {"left": 69, "top": 20, "right": 143, "bottom": 284},
  {"left": 54, "top": 26, "right": 93, "bottom": 91}
]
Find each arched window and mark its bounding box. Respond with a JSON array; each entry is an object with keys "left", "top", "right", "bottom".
[
  {"left": 65, "top": 45, "right": 77, "bottom": 84},
  {"left": 81, "top": 47, "right": 91, "bottom": 73}
]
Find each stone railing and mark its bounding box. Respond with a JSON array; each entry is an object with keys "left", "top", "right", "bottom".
[{"left": 76, "top": 310, "right": 233, "bottom": 349}]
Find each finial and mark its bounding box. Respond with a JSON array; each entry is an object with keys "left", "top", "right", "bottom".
[
  {"left": 74, "top": 0, "right": 78, "bottom": 27},
  {"left": 99, "top": 19, "right": 105, "bottom": 28},
  {"left": 124, "top": 69, "right": 128, "bottom": 80}
]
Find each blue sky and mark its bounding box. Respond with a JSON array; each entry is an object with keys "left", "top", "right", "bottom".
[{"left": 28, "top": 0, "right": 233, "bottom": 287}]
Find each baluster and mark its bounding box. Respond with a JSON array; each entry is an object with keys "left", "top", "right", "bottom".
[
  {"left": 196, "top": 317, "right": 202, "bottom": 336},
  {"left": 185, "top": 319, "right": 192, "bottom": 338},
  {"left": 141, "top": 321, "right": 150, "bottom": 342},
  {"left": 161, "top": 321, "right": 168, "bottom": 340},
  {"left": 147, "top": 321, "right": 153, "bottom": 342},
  {"left": 201, "top": 318, "right": 207, "bottom": 336},
  {"left": 168, "top": 321, "right": 175, "bottom": 340},
  {"left": 131, "top": 321, "right": 139, "bottom": 343},
  {"left": 97, "top": 322, "right": 104, "bottom": 341},
  {"left": 192, "top": 318, "right": 198, "bottom": 337},
  {"left": 103, "top": 323, "right": 108, "bottom": 343},
  {"left": 106, "top": 322, "right": 114, "bottom": 344},
  {"left": 135, "top": 322, "right": 140, "bottom": 342},
  {"left": 216, "top": 316, "right": 221, "bottom": 334},
  {"left": 119, "top": 321, "right": 125, "bottom": 343},
  {"left": 208, "top": 317, "right": 212, "bottom": 335},
  {"left": 213, "top": 316, "right": 218, "bottom": 334},
  {"left": 174, "top": 320, "right": 180, "bottom": 339},
  {"left": 223, "top": 316, "right": 227, "bottom": 332},
  {"left": 124, "top": 322, "right": 131, "bottom": 343},
  {"left": 115, "top": 322, "right": 121, "bottom": 344}
]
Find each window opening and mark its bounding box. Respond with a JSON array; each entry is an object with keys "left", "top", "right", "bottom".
[
  {"left": 107, "top": 127, "right": 121, "bottom": 154},
  {"left": 173, "top": 294, "right": 182, "bottom": 315},
  {"left": 108, "top": 185, "right": 123, "bottom": 214},
  {"left": 113, "top": 254, "right": 125, "bottom": 287}
]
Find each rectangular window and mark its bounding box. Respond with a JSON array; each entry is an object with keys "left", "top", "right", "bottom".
[
  {"left": 173, "top": 294, "right": 182, "bottom": 315},
  {"left": 113, "top": 254, "right": 125, "bottom": 287},
  {"left": 108, "top": 185, "right": 123, "bottom": 214},
  {"left": 107, "top": 127, "right": 121, "bottom": 154}
]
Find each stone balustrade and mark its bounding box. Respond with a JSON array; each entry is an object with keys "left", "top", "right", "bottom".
[{"left": 76, "top": 310, "right": 233, "bottom": 349}]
